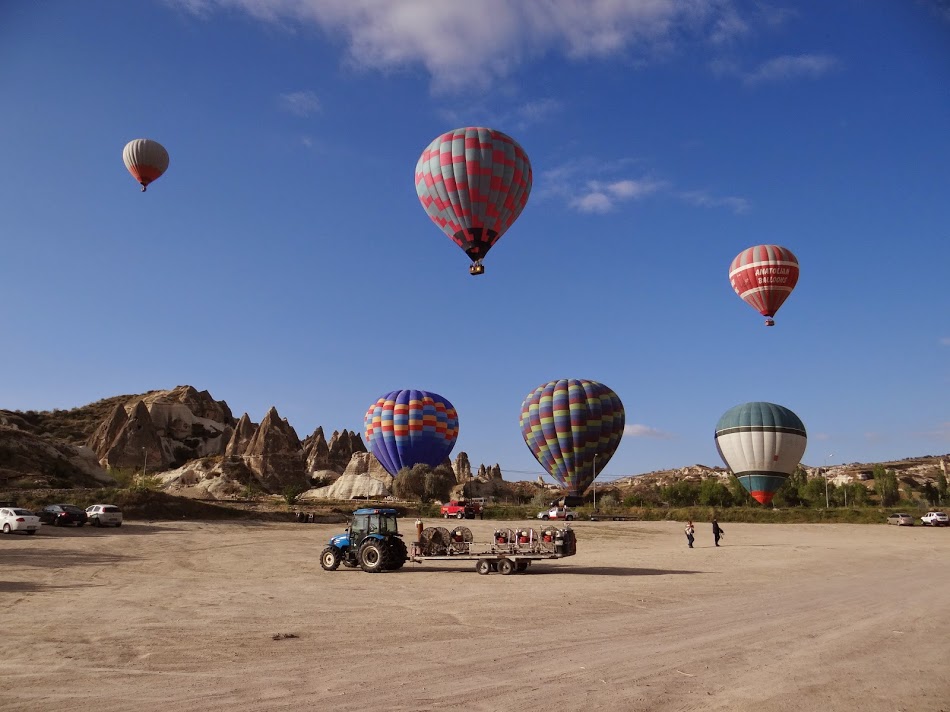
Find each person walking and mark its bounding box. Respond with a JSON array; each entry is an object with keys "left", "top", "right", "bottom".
[
  {"left": 684, "top": 520, "right": 695, "bottom": 548},
  {"left": 712, "top": 518, "right": 724, "bottom": 546}
]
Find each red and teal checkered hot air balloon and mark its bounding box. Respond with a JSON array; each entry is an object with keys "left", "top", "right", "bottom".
[
  {"left": 415, "top": 127, "right": 532, "bottom": 276},
  {"left": 714, "top": 402, "right": 807, "bottom": 505},
  {"left": 520, "top": 379, "right": 625, "bottom": 496},
  {"left": 364, "top": 390, "right": 459, "bottom": 477},
  {"left": 729, "top": 245, "right": 799, "bottom": 326}
]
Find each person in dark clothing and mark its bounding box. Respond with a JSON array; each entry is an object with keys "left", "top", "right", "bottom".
[{"left": 712, "top": 519, "right": 724, "bottom": 546}]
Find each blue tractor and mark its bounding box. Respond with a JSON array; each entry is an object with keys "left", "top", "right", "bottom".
[{"left": 320, "top": 508, "right": 408, "bottom": 573}]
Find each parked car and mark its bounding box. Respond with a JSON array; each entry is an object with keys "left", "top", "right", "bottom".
[
  {"left": 537, "top": 506, "right": 576, "bottom": 521},
  {"left": 921, "top": 511, "right": 949, "bottom": 527},
  {"left": 38, "top": 504, "right": 88, "bottom": 527},
  {"left": 85, "top": 504, "right": 123, "bottom": 527},
  {"left": 0, "top": 507, "right": 40, "bottom": 535},
  {"left": 886, "top": 513, "right": 914, "bottom": 526}
]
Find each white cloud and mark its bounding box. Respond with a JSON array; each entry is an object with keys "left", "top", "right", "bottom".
[
  {"left": 922, "top": 422, "right": 950, "bottom": 440},
  {"left": 168, "top": 0, "right": 750, "bottom": 91},
  {"left": 624, "top": 424, "right": 674, "bottom": 439},
  {"left": 436, "top": 97, "right": 562, "bottom": 131},
  {"left": 279, "top": 90, "right": 321, "bottom": 117},
  {"left": 939, "top": 337, "right": 950, "bottom": 346},
  {"left": 812, "top": 432, "right": 831, "bottom": 441},
  {"left": 680, "top": 189, "right": 750, "bottom": 214},
  {"left": 569, "top": 178, "right": 665, "bottom": 213},
  {"left": 744, "top": 53, "right": 838, "bottom": 84}
]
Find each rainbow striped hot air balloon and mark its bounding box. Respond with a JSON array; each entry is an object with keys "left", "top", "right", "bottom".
[
  {"left": 520, "top": 379, "right": 625, "bottom": 496},
  {"left": 729, "top": 245, "right": 799, "bottom": 326},
  {"left": 415, "top": 127, "right": 532, "bottom": 275},
  {"left": 364, "top": 390, "right": 459, "bottom": 477},
  {"left": 714, "top": 402, "right": 807, "bottom": 505}
]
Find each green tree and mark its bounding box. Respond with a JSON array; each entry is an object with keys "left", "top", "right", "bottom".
[
  {"left": 936, "top": 472, "right": 948, "bottom": 504},
  {"left": 698, "top": 478, "right": 733, "bottom": 507},
  {"left": 801, "top": 477, "right": 827, "bottom": 507},
  {"left": 392, "top": 464, "right": 427, "bottom": 501},
  {"left": 423, "top": 465, "right": 457, "bottom": 503},
  {"left": 873, "top": 465, "right": 899, "bottom": 507},
  {"left": 921, "top": 482, "right": 938, "bottom": 508},
  {"left": 661, "top": 480, "right": 701, "bottom": 507}
]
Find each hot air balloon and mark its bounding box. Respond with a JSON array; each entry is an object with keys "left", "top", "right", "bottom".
[
  {"left": 729, "top": 245, "right": 799, "bottom": 326},
  {"left": 122, "top": 139, "right": 169, "bottom": 192},
  {"left": 714, "top": 402, "right": 807, "bottom": 505},
  {"left": 415, "top": 127, "right": 532, "bottom": 276},
  {"left": 364, "top": 390, "right": 459, "bottom": 477},
  {"left": 520, "top": 379, "right": 625, "bottom": 496}
]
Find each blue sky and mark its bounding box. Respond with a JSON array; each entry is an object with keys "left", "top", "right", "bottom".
[{"left": 1, "top": 1, "right": 948, "bottom": 485}]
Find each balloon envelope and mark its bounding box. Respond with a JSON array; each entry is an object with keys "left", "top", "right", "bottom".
[
  {"left": 714, "top": 401, "right": 807, "bottom": 505},
  {"left": 520, "top": 379, "right": 625, "bottom": 496},
  {"left": 415, "top": 127, "right": 532, "bottom": 268},
  {"left": 364, "top": 390, "right": 459, "bottom": 477},
  {"left": 729, "top": 245, "right": 799, "bottom": 324},
  {"left": 123, "top": 139, "right": 169, "bottom": 191}
]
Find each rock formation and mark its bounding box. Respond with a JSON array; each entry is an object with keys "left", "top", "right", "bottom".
[
  {"left": 327, "top": 429, "right": 367, "bottom": 471},
  {"left": 225, "top": 413, "right": 258, "bottom": 457},
  {"left": 156, "top": 457, "right": 256, "bottom": 499},
  {"left": 241, "top": 406, "right": 307, "bottom": 493},
  {"left": 302, "top": 427, "right": 330, "bottom": 472},
  {"left": 452, "top": 452, "right": 473, "bottom": 483},
  {"left": 88, "top": 386, "right": 235, "bottom": 472}
]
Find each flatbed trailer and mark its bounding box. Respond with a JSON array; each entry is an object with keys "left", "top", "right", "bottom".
[{"left": 407, "top": 525, "right": 577, "bottom": 575}]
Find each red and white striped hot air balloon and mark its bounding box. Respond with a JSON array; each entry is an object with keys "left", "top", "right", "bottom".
[
  {"left": 729, "top": 245, "right": 799, "bottom": 326},
  {"left": 122, "top": 139, "right": 169, "bottom": 192}
]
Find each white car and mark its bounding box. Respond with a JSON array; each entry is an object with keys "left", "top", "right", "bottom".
[
  {"left": 921, "top": 511, "right": 949, "bottom": 527},
  {"left": 0, "top": 507, "right": 41, "bottom": 535},
  {"left": 537, "top": 507, "right": 576, "bottom": 521},
  {"left": 86, "top": 504, "right": 123, "bottom": 527}
]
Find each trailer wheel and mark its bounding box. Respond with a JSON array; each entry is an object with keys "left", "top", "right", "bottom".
[
  {"left": 359, "top": 539, "right": 391, "bottom": 573},
  {"left": 320, "top": 547, "right": 341, "bottom": 571},
  {"left": 515, "top": 560, "right": 529, "bottom": 572},
  {"left": 498, "top": 559, "right": 515, "bottom": 576},
  {"left": 476, "top": 559, "right": 492, "bottom": 575}
]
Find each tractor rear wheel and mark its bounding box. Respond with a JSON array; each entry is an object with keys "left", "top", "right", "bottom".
[
  {"left": 359, "top": 539, "right": 392, "bottom": 573},
  {"left": 320, "top": 547, "right": 341, "bottom": 571},
  {"left": 387, "top": 537, "right": 408, "bottom": 570}
]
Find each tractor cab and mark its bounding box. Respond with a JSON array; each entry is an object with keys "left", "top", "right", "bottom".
[{"left": 348, "top": 508, "right": 400, "bottom": 546}]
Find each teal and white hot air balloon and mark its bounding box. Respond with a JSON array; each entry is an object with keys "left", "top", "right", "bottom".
[{"left": 714, "top": 402, "right": 807, "bottom": 505}]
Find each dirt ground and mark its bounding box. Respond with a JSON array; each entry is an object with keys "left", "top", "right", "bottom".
[{"left": 2, "top": 518, "right": 949, "bottom": 712}]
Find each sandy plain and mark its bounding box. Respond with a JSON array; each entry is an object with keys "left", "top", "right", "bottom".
[{"left": 1, "top": 517, "right": 949, "bottom": 712}]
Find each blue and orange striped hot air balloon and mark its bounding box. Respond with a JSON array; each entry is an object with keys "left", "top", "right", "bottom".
[
  {"left": 415, "top": 127, "right": 532, "bottom": 275},
  {"left": 729, "top": 245, "right": 799, "bottom": 326},
  {"left": 364, "top": 390, "right": 459, "bottom": 477},
  {"left": 520, "top": 379, "right": 625, "bottom": 496},
  {"left": 714, "top": 402, "right": 807, "bottom": 505}
]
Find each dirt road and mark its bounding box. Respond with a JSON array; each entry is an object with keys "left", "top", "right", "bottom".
[{"left": 2, "top": 519, "right": 948, "bottom": 711}]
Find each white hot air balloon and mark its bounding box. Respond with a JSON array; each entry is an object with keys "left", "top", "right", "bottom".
[{"left": 122, "top": 139, "right": 169, "bottom": 192}]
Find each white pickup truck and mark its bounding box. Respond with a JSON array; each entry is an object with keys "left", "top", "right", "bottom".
[{"left": 537, "top": 506, "right": 576, "bottom": 521}]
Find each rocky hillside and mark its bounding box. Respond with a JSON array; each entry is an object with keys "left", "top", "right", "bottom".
[{"left": 3, "top": 385, "right": 946, "bottom": 502}]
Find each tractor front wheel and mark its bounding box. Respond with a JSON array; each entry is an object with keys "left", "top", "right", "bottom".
[
  {"left": 359, "top": 539, "right": 392, "bottom": 573},
  {"left": 320, "top": 547, "right": 341, "bottom": 571}
]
